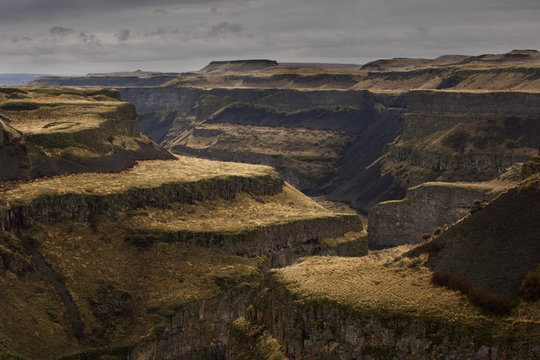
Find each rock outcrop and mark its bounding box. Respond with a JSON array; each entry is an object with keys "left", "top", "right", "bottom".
[{"left": 0, "top": 87, "right": 173, "bottom": 181}]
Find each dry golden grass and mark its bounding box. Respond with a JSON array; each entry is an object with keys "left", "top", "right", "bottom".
[
  {"left": 275, "top": 247, "right": 540, "bottom": 340},
  {"left": 0, "top": 156, "right": 278, "bottom": 206},
  {"left": 185, "top": 124, "right": 354, "bottom": 159},
  {"left": 402, "top": 117, "right": 540, "bottom": 157},
  {"left": 407, "top": 179, "right": 515, "bottom": 195},
  {"left": 165, "top": 54, "right": 540, "bottom": 92},
  {"left": 0, "top": 87, "right": 122, "bottom": 134},
  {"left": 320, "top": 230, "right": 367, "bottom": 248},
  {"left": 128, "top": 184, "right": 333, "bottom": 233}
]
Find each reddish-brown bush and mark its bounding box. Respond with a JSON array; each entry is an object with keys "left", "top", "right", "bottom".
[
  {"left": 469, "top": 289, "right": 512, "bottom": 315},
  {"left": 431, "top": 271, "right": 512, "bottom": 315},
  {"left": 431, "top": 272, "right": 472, "bottom": 294},
  {"left": 519, "top": 273, "right": 540, "bottom": 302}
]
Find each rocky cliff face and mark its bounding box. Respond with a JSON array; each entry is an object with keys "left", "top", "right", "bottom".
[
  {"left": 383, "top": 90, "right": 540, "bottom": 187},
  {"left": 368, "top": 181, "right": 510, "bottom": 248},
  {"left": 27, "top": 53, "right": 540, "bottom": 213},
  {"left": 129, "top": 289, "right": 252, "bottom": 360},
  {"left": 250, "top": 273, "right": 539, "bottom": 360}
]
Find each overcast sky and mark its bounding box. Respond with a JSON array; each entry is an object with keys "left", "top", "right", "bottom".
[{"left": 0, "top": 0, "right": 538, "bottom": 75}]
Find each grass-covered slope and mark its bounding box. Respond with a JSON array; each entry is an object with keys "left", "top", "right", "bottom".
[
  {"left": 0, "top": 87, "right": 173, "bottom": 181},
  {"left": 256, "top": 161, "right": 540, "bottom": 358},
  {"left": 0, "top": 156, "right": 283, "bottom": 229}
]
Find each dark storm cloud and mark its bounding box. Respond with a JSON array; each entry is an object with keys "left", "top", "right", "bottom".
[
  {"left": 49, "top": 26, "right": 75, "bottom": 36},
  {"left": 116, "top": 30, "right": 131, "bottom": 42},
  {"left": 0, "top": 0, "right": 539, "bottom": 74},
  {"left": 0, "top": 0, "right": 221, "bottom": 22},
  {"left": 79, "top": 31, "right": 101, "bottom": 45}
]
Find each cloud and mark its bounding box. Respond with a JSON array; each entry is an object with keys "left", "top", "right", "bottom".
[
  {"left": 0, "top": 0, "right": 539, "bottom": 74},
  {"left": 207, "top": 22, "right": 242, "bottom": 38},
  {"left": 12, "top": 36, "right": 32, "bottom": 43},
  {"left": 153, "top": 8, "right": 169, "bottom": 15},
  {"left": 49, "top": 26, "right": 75, "bottom": 36},
  {"left": 144, "top": 28, "right": 166, "bottom": 37},
  {"left": 116, "top": 29, "right": 131, "bottom": 42},
  {"left": 0, "top": 0, "right": 224, "bottom": 22},
  {"left": 79, "top": 31, "right": 101, "bottom": 45}
]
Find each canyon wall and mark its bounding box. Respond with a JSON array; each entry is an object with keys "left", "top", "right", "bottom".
[{"left": 368, "top": 182, "right": 505, "bottom": 248}]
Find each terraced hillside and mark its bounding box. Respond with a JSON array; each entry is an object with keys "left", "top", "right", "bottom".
[
  {"left": 0, "top": 155, "right": 365, "bottom": 359},
  {"left": 3, "top": 51, "right": 540, "bottom": 359}
]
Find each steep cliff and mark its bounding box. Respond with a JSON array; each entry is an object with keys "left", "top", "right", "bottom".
[
  {"left": 368, "top": 181, "right": 512, "bottom": 248},
  {"left": 26, "top": 51, "right": 540, "bottom": 213},
  {"left": 383, "top": 90, "right": 540, "bottom": 187},
  {"left": 118, "top": 87, "right": 405, "bottom": 211}
]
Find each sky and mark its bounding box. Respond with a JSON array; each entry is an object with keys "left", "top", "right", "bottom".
[{"left": 0, "top": 0, "right": 539, "bottom": 75}]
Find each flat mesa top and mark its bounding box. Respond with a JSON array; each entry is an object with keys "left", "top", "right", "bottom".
[
  {"left": 131, "top": 184, "right": 335, "bottom": 233},
  {"left": 0, "top": 87, "right": 122, "bottom": 134},
  {"left": 0, "top": 156, "right": 278, "bottom": 206}
]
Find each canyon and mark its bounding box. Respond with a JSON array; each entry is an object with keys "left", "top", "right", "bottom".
[{"left": 0, "top": 50, "right": 538, "bottom": 359}]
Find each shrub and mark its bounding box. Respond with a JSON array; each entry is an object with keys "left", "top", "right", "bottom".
[
  {"left": 469, "top": 290, "right": 512, "bottom": 315},
  {"left": 431, "top": 271, "right": 512, "bottom": 315},
  {"left": 432, "top": 272, "right": 472, "bottom": 295},
  {"left": 470, "top": 200, "right": 485, "bottom": 214},
  {"left": 519, "top": 273, "right": 540, "bottom": 302}
]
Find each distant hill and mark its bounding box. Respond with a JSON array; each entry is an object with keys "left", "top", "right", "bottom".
[{"left": 0, "top": 74, "right": 49, "bottom": 86}]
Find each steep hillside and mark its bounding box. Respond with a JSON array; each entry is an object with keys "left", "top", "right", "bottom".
[
  {"left": 384, "top": 90, "right": 540, "bottom": 187},
  {"left": 119, "top": 87, "right": 405, "bottom": 212},
  {"left": 424, "top": 169, "right": 540, "bottom": 298},
  {"left": 0, "top": 154, "right": 365, "bottom": 359}
]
